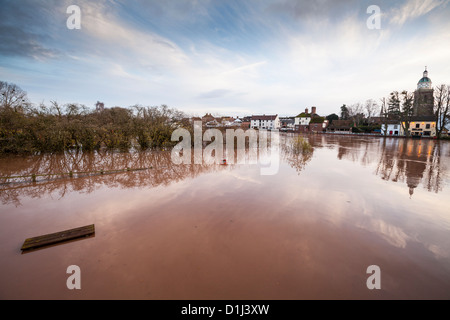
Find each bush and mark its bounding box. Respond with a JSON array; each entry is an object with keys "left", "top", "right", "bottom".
[
  {"left": 0, "top": 102, "right": 186, "bottom": 154},
  {"left": 291, "top": 136, "right": 313, "bottom": 155}
]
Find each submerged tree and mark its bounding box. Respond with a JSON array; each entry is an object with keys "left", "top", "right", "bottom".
[{"left": 0, "top": 81, "right": 189, "bottom": 154}]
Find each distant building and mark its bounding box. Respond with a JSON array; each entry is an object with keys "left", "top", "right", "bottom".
[
  {"left": 294, "top": 108, "right": 312, "bottom": 127},
  {"left": 280, "top": 117, "right": 295, "bottom": 131},
  {"left": 250, "top": 115, "right": 280, "bottom": 130},
  {"left": 327, "top": 120, "right": 353, "bottom": 133},
  {"left": 368, "top": 116, "right": 383, "bottom": 126},
  {"left": 413, "top": 67, "right": 434, "bottom": 117},
  {"left": 309, "top": 122, "right": 325, "bottom": 132},
  {"left": 294, "top": 107, "right": 325, "bottom": 132},
  {"left": 406, "top": 116, "right": 436, "bottom": 137},
  {"left": 241, "top": 116, "right": 251, "bottom": 129},
  {"left": 95, "top": 101, "right": 105, "bottom": 112},
  {"left": 202, "top": 113, "right": 215, "bottom": 123},
  {"left": 381, "top": 121, "right": 403, "bottom": 136}
]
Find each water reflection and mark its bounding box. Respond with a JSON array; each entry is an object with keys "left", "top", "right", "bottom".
[
  {"left": 0, "top": 150, "right": 225, "bottom": 206},
  {"left": 1, "top": 135, "right": 449, "bottom": 299},
  {"left": 304, "top": 135, "right": 448, "bottom": 197},
  {"left": 376, "top": 139, "right": 446, "bottom": 197},
  {"left": 1, "top": 136, "right": 448, "bottom": 206},
  {"left": 281, "top": 134, "right": 314, "bottom": 174}
]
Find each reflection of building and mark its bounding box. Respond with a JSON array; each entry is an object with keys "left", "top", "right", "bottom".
[
  {"left": 413, "top": 67, "right": 434, "bottom": 117},
  {"left": 403, "top": 140, "right": 429, "bottom": 197}
]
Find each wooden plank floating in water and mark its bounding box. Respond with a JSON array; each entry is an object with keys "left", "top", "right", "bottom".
[{"left": 21, "top": 224, "right": 95, "bottom": 251}]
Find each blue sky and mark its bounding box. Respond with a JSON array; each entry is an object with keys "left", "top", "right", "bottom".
[{"left": 1, "top": 0, "right": 450, "bottom": 117}]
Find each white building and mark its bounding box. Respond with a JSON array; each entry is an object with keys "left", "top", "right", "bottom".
[
  {"left": 294, "top": 107, "right": 317, "bottom": 127},
  {"left": 251, "top": 115, "right": 280, "bottom": 130},
  {"left": 381, "top": 122, "right": 403, "bottom": 136},
  {"left": 294, "top": 115, "right": 311, "bottom": 126}
]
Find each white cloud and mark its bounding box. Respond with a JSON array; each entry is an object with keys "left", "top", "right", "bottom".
[
  {"left": 388, "top": 0, "right": 448, "bottom": 26},
  {"left": 2, "top": 0, "right": 450, "bottom": 117}
]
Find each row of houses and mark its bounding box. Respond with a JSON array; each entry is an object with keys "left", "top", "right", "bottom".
[
  {"left": 381, "top": 116, "right": 437, "bottom": 137},
  {"left": 188, "top": 107, "right": 328, "bottom": 132},
  {"left": 249, "top": 106, "right": 329, "bottom": 132},
  {"left": 188, "top": 109, "right": 446, "bottom": 138}
]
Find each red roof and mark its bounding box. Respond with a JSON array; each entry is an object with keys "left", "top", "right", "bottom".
[{"left": 251, "top": 115, "right": 278, "bottom": 121}]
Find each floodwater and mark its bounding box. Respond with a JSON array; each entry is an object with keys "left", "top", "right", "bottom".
[{"left": 0, "top": 134, "right": 449, "bottom": 299}]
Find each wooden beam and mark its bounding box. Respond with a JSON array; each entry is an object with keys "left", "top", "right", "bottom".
[{"left": 21, "top": 224, "right": 95, "bottom": 251}]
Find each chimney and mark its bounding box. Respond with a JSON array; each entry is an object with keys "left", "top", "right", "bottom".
[
  {"left": 311, "top": 106, "right": 316, "bottom": 115},
  {"left": 305, "top": 108, "right": 309, "bottom": 114}
]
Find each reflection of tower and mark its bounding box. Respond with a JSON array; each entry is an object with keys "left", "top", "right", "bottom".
[
  {"left": 404, "top": 140, "right": 429, "bottom": 197},
  {"left": 413, "top": 67, "right": 434, "bottom": 116}
]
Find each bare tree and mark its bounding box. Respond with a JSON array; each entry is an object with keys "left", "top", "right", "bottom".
[
  {"left": 400, "top": 90, "right": 414, "bottom": 137},
  {"left": 0, "top": 81, "right": 30, "bottom": 112},
  {"left": 380, "top": 97, "right": 388, "bottom": 137},
  {"left": 348, "top": 102, "right": 364, "bottom": 127},
  {"left": 365, "top": 99, "right": 379, "bottom": 124},
  {"left": 434, "top": 84, "right": 450, "bottom": 139}
]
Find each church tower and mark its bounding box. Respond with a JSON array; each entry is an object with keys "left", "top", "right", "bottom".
[{"left": 413, "top": 67, "right": 434, "bottom": 116}]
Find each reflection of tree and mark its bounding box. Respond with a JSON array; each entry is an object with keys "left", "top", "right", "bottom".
[
  {"left": 375, "top": 139, "right": 404, "bottom": 182},
  {"left": 0, "top": 150, "right": 226, "bottom": 206},
  {"left": 282, "top": 136, "right": 314, "bottom": 174},
  {"left": 423, "top": 142, "right": 444, "bottom": 194},
  {"left": 335, "top": 137, "right": 367, "bottom": 163}
]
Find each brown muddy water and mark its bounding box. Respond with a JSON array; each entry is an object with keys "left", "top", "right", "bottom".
[{"left": 0, "top": 134, "right": 449, "bottom": 299}]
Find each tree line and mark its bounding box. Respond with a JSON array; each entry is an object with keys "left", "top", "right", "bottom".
[
  {"left": 0, "top": 81, "right": 191, "bottom": 155},
  {"left": 324, "top": 85, "right": 450, "bottom": 138}
]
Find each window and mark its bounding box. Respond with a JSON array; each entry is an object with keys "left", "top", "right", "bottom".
[
  {"left": 416, "top": 123, "right": 420, "bottom": 129},
  {"left": 426, "top": 124, "right": 430, "bottom": 129}
]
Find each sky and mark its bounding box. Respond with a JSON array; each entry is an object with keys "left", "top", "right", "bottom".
[{"left": 1, "top": 0, "right": 450, "bottom": 118}]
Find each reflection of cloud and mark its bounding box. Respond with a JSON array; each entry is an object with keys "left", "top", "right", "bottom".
[
  {"left": 357, "top": 218, "right": 411, "bottom": 248},
  {"left": 427, "top": 244, "right": 449, "bottom": 259},
  {"left": 226, "top": 172, "right": 262, "bottom": 185}
]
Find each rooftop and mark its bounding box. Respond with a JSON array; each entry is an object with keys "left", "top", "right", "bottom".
[{"left": 251, "top": 115, "right": 278, "bottom": 121}]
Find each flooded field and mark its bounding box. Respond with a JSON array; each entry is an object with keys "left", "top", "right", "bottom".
[{"left": 0, "top": 134, "right": 449, "bottom": 299}]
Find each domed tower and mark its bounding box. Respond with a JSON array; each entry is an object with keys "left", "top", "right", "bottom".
[
  {"left": 417, "top": 67, "right": 432, "bottom": 89},
  {"left": 413, "top": 67, "right": 434, "bottom": 116}
]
